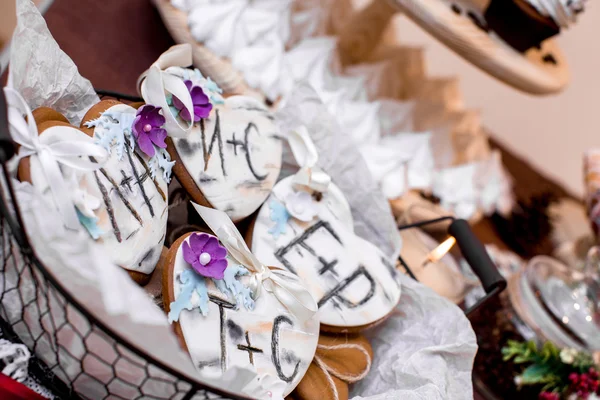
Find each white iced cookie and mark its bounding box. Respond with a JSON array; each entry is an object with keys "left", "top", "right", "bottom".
[
  {"left": 250, "top": 176, "right": 401, "bottom": 331},
  {"left": 164, "top": 230, "right": 319, "bottom": 397},
  {"left": 168, "top": 95, "right": 282, "bottom": 222},
  {"left": 81, "top": 101, "right": 171, "bottom": 283},
  {"left": 20, "top": 101, "right": 172, "bottom": 285}
]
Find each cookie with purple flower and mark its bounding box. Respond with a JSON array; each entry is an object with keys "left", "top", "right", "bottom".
[
  {"left": 162, "top": 230, "right": 319, "bottom": 396},
  {"left": 166, "top": 95, "right": 283, "bottom": 222},
  {"left": 15, "top": 100, "right": 172, "bottom": 286}
]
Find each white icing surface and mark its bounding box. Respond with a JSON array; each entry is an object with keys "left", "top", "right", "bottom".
[
  {"left": 251, "top": 176, "right": 401, "bottom": 328},
  {"left": 171, "top": 237, "right": 319, "bottom": 396},
  {"left": 31, "top": 104, "right": 168, "bottom": 275},
  {"left": 172, "top": 96, "right": 282, "bottom": 222},
  {"left": 525, "top": 0, "right": 586, "bottom": 28}
]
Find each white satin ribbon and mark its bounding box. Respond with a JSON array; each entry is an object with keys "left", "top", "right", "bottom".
[
  {"left": 191, "top": 203, "right": 318, "bottom": 323},
  {"left": 138, "top": 44, "right": 195, "bottom": 138},
  {"left": 4, "top": 87, "right": 108, "bottom": 230},
  {"left": 287, "top": 126, "right": 331, "bottom": 193}
]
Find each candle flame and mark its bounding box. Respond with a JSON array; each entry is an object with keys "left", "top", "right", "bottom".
[{"left": 424, "top": 236, "right": 456, "bottom": 265}]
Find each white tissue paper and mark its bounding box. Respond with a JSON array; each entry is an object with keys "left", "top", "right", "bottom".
[
  {"left": 361, "top": 133, "right": 436, "bottom": 200},
  {"left": 432, "top": 150, "right": 514, "bottom": 220},
  {"left": 351, "top": 276, "right": 478, "bottom": 400},
  {"left": 277, "top": 84, "right": 478, "bottom": 399},
  {"left": 8, "top": 0, "right": 99, "bottom": 126}
]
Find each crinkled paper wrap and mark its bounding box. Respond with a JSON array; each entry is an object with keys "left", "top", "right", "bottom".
[
  {"left": 277, "top": 84, "right": 477, "bottom": 399},
  {"left": 432, "top": 150, "right": 514, "bottom": 220},
  {"left": 276, "top": 83, "right": 402, "bottom": 259},
  {"left": 9, "top": 0, "right": 99, "bottom": 125},
  {"left": 350, "top": 276, "right": 478, "bottom": 400}
]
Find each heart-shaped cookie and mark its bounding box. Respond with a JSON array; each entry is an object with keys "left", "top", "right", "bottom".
[
  {"left": 250, "top": 176, "right": 401, "bottom": 331},
  {"left": 248, "top": 127, "right": 401, "bottom": 332},
  {"left": 138, "top": 47, "right": 282, "bottom": 222},
  {"left": 17, "top": 99, "right": 171, "bottom": 285},
  {"left": 163, "top": 206, "right": 319, "bottom": 397},
  {"left": 167, "top": 94, "right": 282, "bottom": 222}
]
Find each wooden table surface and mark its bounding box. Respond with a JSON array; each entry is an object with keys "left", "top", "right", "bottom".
[{"left": 37, "top": 1, "right": 575, "bottom": 399}]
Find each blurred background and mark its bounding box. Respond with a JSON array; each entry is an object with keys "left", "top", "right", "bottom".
[{"left": 393, "top": 7, "right": 599, "bottom": 198}]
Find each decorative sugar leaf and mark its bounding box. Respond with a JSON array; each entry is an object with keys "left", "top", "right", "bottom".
[
  {"left": 147, "top": 154, "right": 160, "bottom": 181},
  {"left": 168, "top": 268, "right": 209, "bottom": 323},
  {"left": 87, "top": 110, "right": 136, "bottom": 161},
  {"left": 84, "top": 117, "right": 101, "bottom": 129},
  {"left": 156, "top": 147, "right": 176, "bottom": 183},
  {"left": 213, "top": 264, "right": 254, "bottom": 311},
  {"left": 75, "top": 208, "right": 103, "bottom": 240},
  {"left": 268, "top": 199, "right": 290, "bottom": 240}
]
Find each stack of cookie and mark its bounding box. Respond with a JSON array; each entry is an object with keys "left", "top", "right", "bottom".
[{"left": 12, "top": 41, "right": 401, "bottom": 399}]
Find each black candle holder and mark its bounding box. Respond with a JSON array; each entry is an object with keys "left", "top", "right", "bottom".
[{"left": 398, "top": 216, "right": 507, "bottom": 316}]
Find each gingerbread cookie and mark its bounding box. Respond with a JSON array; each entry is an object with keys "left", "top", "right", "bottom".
[
  {"left": 249, "top": 127, "right": 401, "bottom": 332},
  {"left": 79, "top": 100, "right": 172, "bottom": 284},
  {"left": 167, "top": 92, "right": 282, "bottom": 222},
  {"left": 12, "top": 86, "right": 175, "bottom": 285},
  {"left": 138, "top": 51, "right": 282, "bottom": 222},
  {"left": 163, "top": 204, "right": 319, "bottom": 397}
]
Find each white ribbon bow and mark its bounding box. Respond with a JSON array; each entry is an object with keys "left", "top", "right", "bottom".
[
  {"left": 4, "top": 87, "right": 108, "bottom": 230},
  {"left": 138, "top": 44, "right": 196, "bottom": 138},
  {"left": 192, "top": 203, "right": 318, "bottom": 323},
  {"left": 287, "top": 126, "right": 331, "bottom": 193}
]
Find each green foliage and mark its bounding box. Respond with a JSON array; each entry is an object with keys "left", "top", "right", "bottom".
[
  {"left": 572, "top": 351, "right": 595, "bottom": 372},
  {"left": 501, "top": 340, "right": 595, "bottom": 396},
  {"left": 502, "top": 340, "right": 561, "bottom": 365}
]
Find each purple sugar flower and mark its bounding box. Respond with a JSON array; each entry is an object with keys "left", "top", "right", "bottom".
[
  {"left": 132, "top": 105, "right": 167, "bottom": 157},
  {"left": 172, "top": 80, "right": 212, "bottom": 122},
  {"left": 182, "top": 233, "right": 228, "bottom": 280}
]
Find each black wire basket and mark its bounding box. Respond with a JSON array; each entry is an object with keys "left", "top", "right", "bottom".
[{"left": 0, "top": 90, "right": 506, "bottom": 399}]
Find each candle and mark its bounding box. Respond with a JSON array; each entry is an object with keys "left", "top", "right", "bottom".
[
  {"left": 399, "top": 228, "right": 475, "bottom": 303},
  {"left": 422, "top": 237, "right": 457, "bottom": 267}
]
